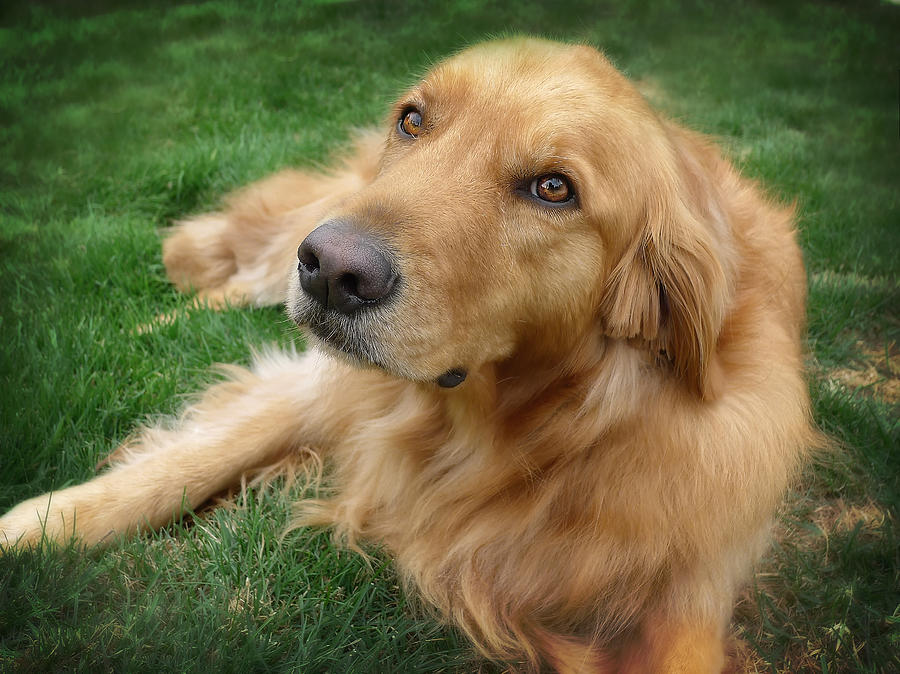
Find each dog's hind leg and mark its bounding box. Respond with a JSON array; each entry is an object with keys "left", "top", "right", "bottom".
[
  {"left": 162, "top": 175, "right": 327, "bottom": 308},
  {"left": 0, "top": 350, "right": 347, "bottom": 550},
  {"left": 162, "top": 130, "right": 383, "bottom": 308}
]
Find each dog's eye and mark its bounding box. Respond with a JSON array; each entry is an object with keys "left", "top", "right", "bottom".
[
  {"left": 530, "top": 175, "right": 573, "bottom": 204},
  {"left": 398, "top": 109, "right": 423, "bottom": 138}
]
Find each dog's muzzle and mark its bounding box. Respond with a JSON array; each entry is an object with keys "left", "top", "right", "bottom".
[{"left": 297, "top": 220, "right": 467, "bottom": 390}]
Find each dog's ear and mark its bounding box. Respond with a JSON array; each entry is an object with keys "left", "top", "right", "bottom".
[{"left": 600, "top": 125, "right": 733, "bottom": 399}]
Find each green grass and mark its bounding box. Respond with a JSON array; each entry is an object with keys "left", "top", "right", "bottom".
[{"left": 1, "top": 1, "right": 897, "bottom": 671}]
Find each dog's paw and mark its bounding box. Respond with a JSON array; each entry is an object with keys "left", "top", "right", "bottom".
[
  {"left": 162, "top": 214, "right": 237, "bottom": 293},
  {"left": 0, "top": 492, "right": 83, "bottom": 551},
  {"left": 0, "top": 497, "right": 50, "bottom": 550}
]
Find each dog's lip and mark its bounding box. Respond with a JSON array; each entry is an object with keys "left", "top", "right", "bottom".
[
  {"left": 303, "top": 318, "right": 469, "bottom": 388},
  {"left": 304, "top": 319, "right": 370, "bottom": 360},
  {"left": 299, "top": 312, "right": 394, "bottom": 375},
  {"left": 294, "top": 301, "right": 467, "bottom": 387}
]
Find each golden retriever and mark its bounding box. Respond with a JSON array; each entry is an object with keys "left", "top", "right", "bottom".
[{"left": 0, "top": 38, "right": 814, "bottom": 673}]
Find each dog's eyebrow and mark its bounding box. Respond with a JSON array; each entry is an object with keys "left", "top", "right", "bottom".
[
  {"left": 394, "top": 86, "right": 427, "bottom": 111},
  {"left": 504, "top": 147, "right": 580, "bottom": 181}
]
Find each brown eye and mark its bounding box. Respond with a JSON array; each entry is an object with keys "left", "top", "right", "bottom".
[
  {"left": 530, "top": 174, "right": 573, "bottom": 204},
  {"left": 398, "top": 109, "right": 423, "bottom": 138}
]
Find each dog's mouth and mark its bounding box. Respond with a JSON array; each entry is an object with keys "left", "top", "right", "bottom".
[
  {"left": 290, "top": 297, "right": 467, "bottom": 388},
  {"left": 295, "top": 302, "right": 386, "bottom": 369}
]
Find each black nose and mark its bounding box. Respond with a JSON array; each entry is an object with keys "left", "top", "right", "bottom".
[{"left": 297, "top": 220, "right": 397, "bottom": 314}]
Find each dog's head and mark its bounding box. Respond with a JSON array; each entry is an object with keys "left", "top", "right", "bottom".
[{"left": 288, "top": 38, "right": 734, "bottom": 396}]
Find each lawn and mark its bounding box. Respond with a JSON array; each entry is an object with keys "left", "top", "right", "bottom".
[{"left": 0, "top": 1, "right": 897, "bottom": 672}]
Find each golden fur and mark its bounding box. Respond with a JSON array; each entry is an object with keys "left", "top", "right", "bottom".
[{"left": 0, "top": 39, "right": 814, "bottom": 672}]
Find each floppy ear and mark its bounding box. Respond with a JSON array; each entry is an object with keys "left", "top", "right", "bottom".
[{"left": 600, "top": 127, "right": 733, "bottom": 399}]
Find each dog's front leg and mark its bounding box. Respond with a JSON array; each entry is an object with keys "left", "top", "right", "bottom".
[
  {"left": 0, "top": 349, "right": 343, "bottom": 550},
  {"left": 619, "top": 616, "right": 727, "bottom": 674}
]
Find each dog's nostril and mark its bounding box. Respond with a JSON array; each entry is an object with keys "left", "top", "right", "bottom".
[
  {"left": 297, "top": 245, "right": 320, "bottom": 272},
  {"left": 338, "top": 273, "right": 360, "bottom": 301}
]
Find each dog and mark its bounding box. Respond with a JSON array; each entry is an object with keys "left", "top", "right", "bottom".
[{"left": 0, "top": 38, "right": 814, "bottom": 673}]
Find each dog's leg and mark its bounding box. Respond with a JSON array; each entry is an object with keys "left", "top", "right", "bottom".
[
  {"left": 145, "top": 158, "right": 376, "bottom": 331},
  {"left": 620, "top": 617, "right": 726, "bottom": 674},
  {"left": 162, "top": 180, "right": 328, "bottom": 309},
  {"left": 0, "top": 350, "right": 344, "bottom": 550},
  {"left": 162, "top": 131, "right": 383, "bottom": 308}
]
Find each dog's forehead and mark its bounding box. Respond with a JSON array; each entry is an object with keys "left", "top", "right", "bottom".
[
  {"left": 408, "top": 39, "right": 648, "bottom": 151},
  {"left": 422, "top": 40, "right": 628, "bottom": 110}
]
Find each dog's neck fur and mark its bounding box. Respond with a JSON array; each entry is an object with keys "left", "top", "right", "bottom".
[{"left": 435, "top": 326, "right": 656, "bottom": 471}]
